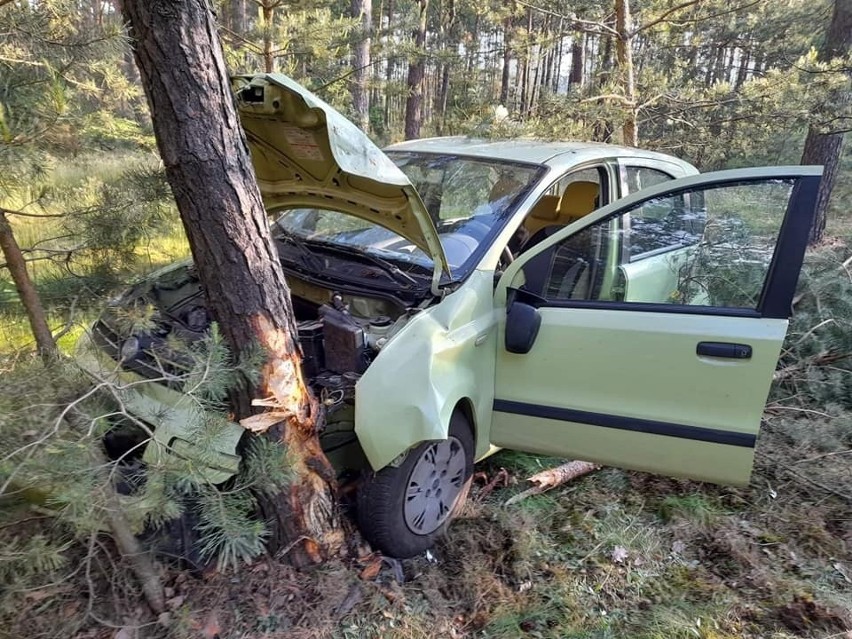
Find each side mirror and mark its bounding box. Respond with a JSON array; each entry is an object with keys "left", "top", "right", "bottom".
[{"left": 505, "top": 300, "right": 542, "bottom": 354}]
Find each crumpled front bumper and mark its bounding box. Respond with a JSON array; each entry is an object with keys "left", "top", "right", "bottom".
[{"left": 74, "top": 331, "right": 244, "bottom": 484}]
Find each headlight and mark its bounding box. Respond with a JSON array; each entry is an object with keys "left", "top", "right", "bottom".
[{"left": 120, "top": 336, "right": 140, "bottom": 362}]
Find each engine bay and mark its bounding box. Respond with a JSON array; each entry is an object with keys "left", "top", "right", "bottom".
[
  {"left": 96, "top": 263, "right": 412, "bottom": 382},
  {"left": 92, "top": 262, "right": 419, "bottom": 471}
]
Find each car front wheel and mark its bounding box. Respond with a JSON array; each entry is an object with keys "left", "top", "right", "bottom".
[{"left": 356, "top": 412, "right": 474, "bottom": 558}]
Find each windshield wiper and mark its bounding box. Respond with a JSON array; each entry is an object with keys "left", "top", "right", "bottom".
[
  {"left": 275, "top": 231, "right": 326, "bottom": 272},
  {"left": 302, "top": 238, "right": 423, "bottom": 288},
  {"left": 350, "top": 250, "right": 422, "bottom": 287}
]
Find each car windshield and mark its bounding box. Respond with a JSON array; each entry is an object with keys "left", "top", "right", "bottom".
[{"left": 274, "top": 153, "right": 544, "bottom": 275}]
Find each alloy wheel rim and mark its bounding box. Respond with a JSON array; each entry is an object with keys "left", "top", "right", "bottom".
[{"left": 403, "top": 436, "right": 467, "bottom": 535}]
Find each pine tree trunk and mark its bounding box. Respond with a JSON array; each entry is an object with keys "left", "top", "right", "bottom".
[
  {"left": 569, "top": 33, "right": 583, "bottom": 88},
  {"left": 519, "top": 8, "right": 532, "bottom": 116},
  {"left": 735, "top": 43, "right": 751, "bottom": 90},
  {"left": 800, "top": 0, "right": 851, "bottom": 245},
  {"left": 615, "top": 0, "right": 638, "bottom": 146},
  {"left": 230, "top": 0, "right": 247, "bottom": 34},
  {"left": 261, "top": 1, "right": 275, "bottom": 73},
  {"left": 383, "top": 0, "right": 396, "bottom": 132},
  {"left": 552, "top": 27, "right": 564, "bottom": 93},
  {"left": 0, "top": 211, "right": 58, "bottom": 361},
  {"left": 404, "top": 0, "right": 429, "bottom": 139},
  {"left": 592, "top": 35, "right": 614, "bottom": 142},
  {"left": 350, "top": 0, "right": 372, "bottom": 131},
  {"left": 500, "top": 13, "right": 512, "bottom": 107},
  {"left": 119, "top": 0, "right": 341, "bottom": 568}
]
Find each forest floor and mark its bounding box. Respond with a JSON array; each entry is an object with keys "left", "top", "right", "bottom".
[{"left": 3, "top": 407, "right": 850, "bottom": 639}]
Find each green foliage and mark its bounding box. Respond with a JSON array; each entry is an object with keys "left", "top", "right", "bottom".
[
  {"left": 0, "top": 534, "right": 70, "bottom": 585},
  {"left": 658, "top": 494, "right": 722, "bottom": 526},
  {"left": 239, "top": 436, "right": 294, "bottom": 496},
  {"left": 0, "top": 321, "right": 290, "bottom": 573},
  {"left": 195, "top": 489, "right": 268, "bottom": 571},
  {"left": 773, "top": 240, "right": 852, "bottom": 408}
]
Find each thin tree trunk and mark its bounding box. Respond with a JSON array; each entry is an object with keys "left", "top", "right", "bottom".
[
  {"left": 261, "top": 1, "right": 275, "bottom": 73},
  {"left": 500, "top": 13, "right": 512, "bottom": 106},
  {"left": 0, "top": 211, "right": 58, "bottom": 361},
  {"left": 383, "top": 0, "right": 396, "bottom": 131},
  {"left": 233, "top": 0, "right": 247, "bottom": 33},
  {"left": 735, "top": 43, "right": 751, "bottom": 90},
  {"left": 615, "top": 0, "right": 638, "bottom": 146},
  {"left": 552, "top": 25, "right": 564, "bottom": 93},
  {"left": 120, "top": 0, "right": 341, "bottom": 568},
  {"left": 801, "top": 0, "right": 851, "bottom": 244},
  {"left": 569, "top": 33, "right": 583, "bottom": 88},
  {"left": 404, "top": 0, "right": 429, "bottom": 139},
  {"left": 519, "top": 8, "right": 532, "bottom": 115},
  {"left": 350, "top": 0, "right": 372, "bottom": 131},
  {"left": 592, "top": 35, "right": 614, "bottom": 142}
]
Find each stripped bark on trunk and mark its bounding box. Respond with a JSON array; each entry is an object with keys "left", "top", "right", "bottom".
[{"left": 120, "top": 0, "right": 342, "bottom": 568}]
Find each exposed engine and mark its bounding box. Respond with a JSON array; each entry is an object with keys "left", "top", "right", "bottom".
[
  {"left": 297, "top": 295, "right": 401, "bottom": 410},
  {"left": 92, "top": 265, "right": 418, "bottom": 473},
  {"left": 91, "top": 265, "right": 411, "bottom": 406}
]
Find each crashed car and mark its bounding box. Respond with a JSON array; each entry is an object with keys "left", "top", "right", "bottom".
[{"left": 76, "top": 73, "right": 822, "bottom": 558}]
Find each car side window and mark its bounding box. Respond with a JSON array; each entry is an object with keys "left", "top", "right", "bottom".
[
  {"left": 552, "top": 167, "right": 603, "bottom": 198},
  {"left": 623, "top": 166, "right": 673, "bottom": 194},
  {"left": 517, "top": 165, "right": 609, "bottom": 255},
  {"left": 519, "top": 179, "right": 795, "bottom": 311},
  {"left": 621, "top": 166, "right": 691, "bottom": 259}
]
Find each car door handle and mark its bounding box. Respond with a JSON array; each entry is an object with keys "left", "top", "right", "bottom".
[{"left": 696, "top": 342, "right": 752, "bottom": 360}]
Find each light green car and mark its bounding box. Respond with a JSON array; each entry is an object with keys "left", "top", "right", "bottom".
[{"left": 76, "top": 74, "right": 822, "bottom": 558}]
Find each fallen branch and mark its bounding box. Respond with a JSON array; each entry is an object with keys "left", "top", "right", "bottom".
[
  {"left": 783, "top": 467, "right": 852, "bottom": 503},
  {"left": 90, "top": 448, "right": 164, "bottom": 614},
  {"left": 505, "top": 460, "right": 600, "bottom": 506},
  {"left": 773, "top": 351, "right": 852, "bottom": 382}
]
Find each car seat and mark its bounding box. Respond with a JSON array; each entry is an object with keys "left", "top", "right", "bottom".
[
  {"left": 519, "top": 181, "right": 601, "bottom": 300},
  {"left": 523, "top": 180, "right": 600, "bottom": 250}
]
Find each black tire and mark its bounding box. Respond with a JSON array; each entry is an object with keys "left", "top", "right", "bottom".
[{"left": 356, "top": 411, "right": 474, "bottom": 558}]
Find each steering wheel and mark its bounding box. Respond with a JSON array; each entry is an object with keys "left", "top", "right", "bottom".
[{"left": 501, "top": 245, "right": 514, "bottom": 265}]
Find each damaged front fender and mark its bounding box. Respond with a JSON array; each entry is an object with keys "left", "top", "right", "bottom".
[{"left": 355, "top": 270, "right": 498, "bottom": 470}]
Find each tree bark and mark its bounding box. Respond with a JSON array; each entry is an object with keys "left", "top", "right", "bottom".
[
  {"left": 119, "top": 0, "right": 341, "bottom": 568},
  {"left": 0, "top": 210, "right": 58, "bottom": 361},
  {"left": 500, "top": 12, "right": 512, "bottom": 107},
  {"left": 569, "top": 33, "right": 583, "bottom": 88},
  {"left": 259, "top": 0, "right": 276, "bottom": 73},
  {"left": 800, "top": 0, "right": 852, "bottom": 244},
  {"left": 404, "top": 0, "right": 429, "bottom": 139},
  {"left": 229, "top": 0, "right": 247, "bottom": 34},
  {"left": 615, "top": 0, "right": 638, "bottom": 146},
  {"left": 350, "top": 0, "right": 372, "bottom": 131},
  {"left": 383, "top": 0, "right": 396, "bottom": 131}
]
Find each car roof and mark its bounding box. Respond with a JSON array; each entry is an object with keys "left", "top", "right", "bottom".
[{"left": 385, "top": 136, "right": 697, "bottom": 174}]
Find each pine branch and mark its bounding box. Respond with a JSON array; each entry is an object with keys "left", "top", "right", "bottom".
[
  {"left": 0, "top": 205, "right": 67, "bottom": 219},
  {"left": 632, "top": 0, "right": 705, "bottom": 36},
  {"left": 93, "top": 449, "right": 165, "bottom": 614}
]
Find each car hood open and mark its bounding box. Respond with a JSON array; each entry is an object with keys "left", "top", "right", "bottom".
[{"left": 231, "top": 73, "right": 449, "bottom": 286}]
